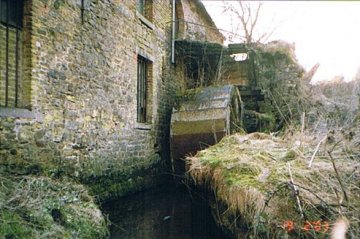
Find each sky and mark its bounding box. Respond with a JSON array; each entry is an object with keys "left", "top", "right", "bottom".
[{"left": 202, "top": 1, "right": 360, "bottom": 82}]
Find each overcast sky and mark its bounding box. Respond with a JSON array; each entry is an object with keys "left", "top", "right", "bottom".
[{"left": 202, "top": 1, "right": 360, "bottom": 82}]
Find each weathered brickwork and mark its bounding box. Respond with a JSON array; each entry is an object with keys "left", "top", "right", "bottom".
[{"left": 0, "top": 0, "right": 223, "bottom": 200}]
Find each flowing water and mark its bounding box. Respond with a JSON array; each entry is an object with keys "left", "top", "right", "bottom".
[{"left": 102, "top": 185, "right": 227, "bottom": 239}]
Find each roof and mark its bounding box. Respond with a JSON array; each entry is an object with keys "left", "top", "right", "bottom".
[
  {"left": 172, "top": 85, "right": 236, "bottom": 122},
  {"left": 175, "top": 39, "right": 225, "bottom": 57},
  {"left": 175, "top": 40, "right": 252, "bottom": 59}
]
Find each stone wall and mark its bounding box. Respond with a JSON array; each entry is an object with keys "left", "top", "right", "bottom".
[
  {"left": 0, "top": 0, "right": 224, "bottom": 200},
  {"left": 0, "top": 0, "right": 174, "bottom": 200},
  {"left": 177, "top": 0, "right": 224, "bottom": 44}
]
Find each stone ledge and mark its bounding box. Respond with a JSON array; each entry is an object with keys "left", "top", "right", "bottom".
[
  {"left": 136, "top": 11, "right": 155, "bottom": 30},
  {"left": 135, "top": 122, "right": 152, "bottom": 130},
  {"left": 0, "top": 107, "right": 43, "bottom": 121}
]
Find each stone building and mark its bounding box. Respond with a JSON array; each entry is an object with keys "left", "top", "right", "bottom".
[{"left": 0, "top": 0, "right": 224, "bottom": 200}]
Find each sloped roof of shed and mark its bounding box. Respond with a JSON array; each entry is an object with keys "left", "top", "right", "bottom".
[
  {"left": 175, "top": 39, "right": 225, "bottom": 57},
  {"left": 172, "top": 85, "right": 235, "bottom": 122}
]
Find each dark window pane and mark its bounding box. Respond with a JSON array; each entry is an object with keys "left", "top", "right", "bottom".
[
  {"left": 0, "top": 0, "right": 23, "bottom": 28},
  {"left": 137, "top": 55, "right": 148, "bottom": 123},
  {"left": 138, "top": 0, "right": 145, "bottom": 15}
]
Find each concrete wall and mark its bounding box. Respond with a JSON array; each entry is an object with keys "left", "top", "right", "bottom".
[{"left": 0, "top": 0, "right": 224, "bottom": 200}]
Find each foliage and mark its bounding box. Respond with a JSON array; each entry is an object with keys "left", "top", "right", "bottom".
[
  {"left": 247, "top": 41, "right": 311, "bottom": 131},
  {"left": 183, "top": 26, "right": 360, "bottom": 239}
]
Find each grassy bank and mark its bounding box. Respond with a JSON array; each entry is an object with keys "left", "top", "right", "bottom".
[
  {"left": 187, "top": 132, "right": 360, "bottom": 238},
  {"left": 0, "top": 173, "right": 108, "bottom": 239}
]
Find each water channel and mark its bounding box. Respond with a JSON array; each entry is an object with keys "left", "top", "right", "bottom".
[{"left": 102, "top": 184, "right": 227, "bottom": 239}]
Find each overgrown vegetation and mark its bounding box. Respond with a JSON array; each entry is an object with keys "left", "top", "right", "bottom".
[
  {"left": 187, "top": 41, "right": 360, "bottom": 238},
  {"left": 0, "top": 150, "right": 110, "bottom": 238},
  {"left": 250, "top": 41, "right": 309, "bottom": 131},
  {"left": 0, "top": 173, "right": 108, "bottom": 239},
  {"left": 188, "top": 131, "right": 360, "bottom": 238}
]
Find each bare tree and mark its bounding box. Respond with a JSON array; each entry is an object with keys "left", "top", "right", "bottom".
[{"left": 223, "top": 1, "right": 275, "bottom": 44}]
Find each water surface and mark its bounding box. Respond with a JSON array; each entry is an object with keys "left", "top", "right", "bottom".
[{"left": 103, "top": 185, "right": 226, "bottom": 239}]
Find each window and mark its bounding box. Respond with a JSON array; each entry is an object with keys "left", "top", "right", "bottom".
[
  {"left": 0, "top": 0, "right": 25, "bottom": 108},
  {"left": 138, "top": 0, "right": 153, "bottom": 21},
  {"left": 137, "top": 55, "right": 152, "bottom": 123},
  {"left": 231, "top": 53, "right": 248, "bottom": 62}
]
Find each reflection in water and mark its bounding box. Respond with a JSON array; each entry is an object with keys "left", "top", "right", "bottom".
[{"left": 102, "top": 186, "right": 226, "bottom": 239}]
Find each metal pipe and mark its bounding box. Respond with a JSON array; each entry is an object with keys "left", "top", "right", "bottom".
[{"left": 171, "top": 0, "right": 175, "bottom": 64}]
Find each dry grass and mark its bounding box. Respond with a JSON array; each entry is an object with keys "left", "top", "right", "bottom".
[
  {"left": 187, "top": 40, "right": 360, "bottom": 238},
  {"left": 187, "top": 132, "right": 360, "bottom": 238},
  {"left": 0, "top": 174, "right": 108, "bottom": 239}
]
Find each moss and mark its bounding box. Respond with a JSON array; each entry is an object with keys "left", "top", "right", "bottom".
[
  {"left": 0, "top": 211, "right": 33, "bottom": 239},
  {"left": 281, "top": 149, "right": 297, "bottom": 162},
  {"left": 188, "top": 133, "right": 359, "bottom": 238},
  {"left": 257, "top": 112, "right": 276, "bottom": 132},
  {"left": 53, "top": 0, "right": 62, "bottom": 9},
  {"left": 246, "top": 42, "right": 308, "bottom": 131},
  {"left": 224, "top": 171, "right": 259, "bottom": 188},
  {"left": 0, "top": 174, "right": 108, "bottom": 239},
  {"left": 200, "top": 156, "right": 223, "bottom": 168},
  {"left": 87, "top": 176, "right": 147, "bottom": 200},
  {"left": 2, "top": 151, "right": 164, "bottom": 202},
  {"left": 82, "top": 154, "right": 164, "bottom": 201}
]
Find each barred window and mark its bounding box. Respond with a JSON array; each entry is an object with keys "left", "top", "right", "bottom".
[
  {"left": 0, "top": 0, "right": 25, "bottom": 108},
  {"left": 137, "top": 0, "right": 153, "bottom": 21},
  {"left": 137, "top": 55, "right": 152, "bottom": 123}
]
